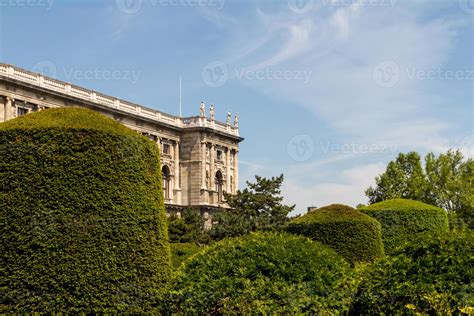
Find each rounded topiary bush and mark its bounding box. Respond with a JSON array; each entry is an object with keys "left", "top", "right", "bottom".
[
  {"left": 0, "top": 108, "right": 170, "bottom": 313},
  {"left": 353, "top": 230, "right": 474, "bottom": 315},
  {"left": 286, "top": 204, "right": 384, "bottom": 263},
  {"left": 360, "top": 198, "right": 449, "bottom": 254},
  {"left": 165, "top": 232, "right": 357, "bottom": 314}
]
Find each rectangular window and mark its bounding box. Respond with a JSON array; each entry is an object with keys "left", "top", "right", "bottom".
[
  {"left": 217, "top": 150, "right": 222, "bottom": 161},
  {"left": 162, "top": 143, "right": 170, "bottom": 155},
  {"left": 17, "top": 107, "right": 28, "bottom": 116}
]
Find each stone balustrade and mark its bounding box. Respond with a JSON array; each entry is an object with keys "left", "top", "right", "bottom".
[{"left": 0, "top": 63, "right": 239, "bottom": 136}]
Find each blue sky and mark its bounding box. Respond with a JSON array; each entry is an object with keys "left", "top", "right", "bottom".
[{"left": 1, "top": 0, "right": 472, "bottom": 214}]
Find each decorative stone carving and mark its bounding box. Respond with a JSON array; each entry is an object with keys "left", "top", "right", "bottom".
[
  {"left": 226, "top": 111, "right": 231, "bottom": 125},
  {"left": 209, "top": 104, "right": 215, "bottom": 121},
  {"left": 200, "top": 101, "right": 205, "bottom": 117}
]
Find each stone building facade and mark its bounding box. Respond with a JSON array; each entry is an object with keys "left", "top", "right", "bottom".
[{"left": 0, "top": 63, "right": 243, "bottom": 218}]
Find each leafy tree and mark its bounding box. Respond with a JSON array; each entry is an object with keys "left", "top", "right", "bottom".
[
  {"left": 207, "top": 210, "right": 253, "bottom": 241},
  {"left": 425, "top": 150, "right": 473, "bottom": 213},
  {"left": 209, "top": 174, "right": 295, "bottom": 241},
  {"left": 365, "top": 152, "right": 428, "bottom": 203},
  {"left": 366, "top": 150, "right": 473, "bottom": 228},
  {"left": 168, "top": 208, "right": 207, "bottom": 243}
]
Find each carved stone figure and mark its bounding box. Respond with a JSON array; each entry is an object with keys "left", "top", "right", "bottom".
[
  {"left": 210, "top": 104, "right": 215, "bottom": 121},
  {"left": 200, "top": 101, "right": 205, "bottom": 117}
]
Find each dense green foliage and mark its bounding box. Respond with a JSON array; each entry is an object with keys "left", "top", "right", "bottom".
[
  {"left": 366, "top": 150, "right": 473, "bottom": 228},
  {"left": 353, "top": 231, "right": 474, "bottom": 315},
  {"left": 210, "top": 174, "right": 295, "bottom": 241},
  {"left": 361, "top": 198, "right": 449, "bottom": 254},
  {"left": 165, "top": 232, "right": 357, "bottom": 314},
  {"left": 167, "top": 209, "right": 208, "bottom": 244},
  {"left": 286, "top": 204, "right": 384, "bottom": 263},
  {"left": 170, "top": 243, "right": 203, "bottom": 269},
  {"left": 0, "top": 108, "right": 170, "bottom": 313}
]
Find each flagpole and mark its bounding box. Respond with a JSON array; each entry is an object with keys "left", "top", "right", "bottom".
[{"left": 179, "top": 75, "right": 182, "bottom": 117}]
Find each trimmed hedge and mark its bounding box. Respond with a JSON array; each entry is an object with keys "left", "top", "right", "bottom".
[
  {"left": 286, "top": 204, "right": 384, "bottom": 263},
  {"left": 165, "top": 232, "right": 357, "bottom": 314},
  {"left": 353, "top": 230, "right": 474, "bottom": 314},
  {"left": 0, "top": 108, "right": 170, "bottom": 313},
  {"left": 360, "top": 198, "right": 449, "bottom": 254},
  {"left": 170, "top": 243, "right": 203, "bottom": 269}
]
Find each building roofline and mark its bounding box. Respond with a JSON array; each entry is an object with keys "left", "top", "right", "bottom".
[{"left": 0, "top": 62, "right": 241, "bottom": 138}]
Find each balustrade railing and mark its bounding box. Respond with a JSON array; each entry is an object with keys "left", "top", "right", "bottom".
[{"left": 0, "top": 63, "right": 239, "bottom": 136}]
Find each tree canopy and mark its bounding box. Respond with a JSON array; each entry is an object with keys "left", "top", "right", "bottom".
[
  {"left": 366, "top": 150, "right": 473, "bottom": 228},
  {"left": 209, "top": 174, "right": 295, "bottom": 240}
]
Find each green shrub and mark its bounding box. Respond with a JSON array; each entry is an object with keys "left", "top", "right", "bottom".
[
  {"left": 165, "top": 232, "right": 357, "bottom": 314},
  {"left": 170, "top": 243, "right": 203, "bottom": 269},
  {"left": 0, "top": 108, "right": 170, "bottom": 313},
  {"left": 360, "top": 198, "right": 449, "bottom": 254},
  {"left": 353, "top": 230, "right": 474, "bottom": 315},
  {"left": 286, "top": 204, "right": 384, "bottom": 263}
]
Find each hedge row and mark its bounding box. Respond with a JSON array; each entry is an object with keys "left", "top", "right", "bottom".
[
  {"left": 170, "top": 243, "right": 203, "bottom": 269},
  {"left": 286, "top": 204, "right": 384, "bottom": 263},
  {"left": 165, "top": 232, "right": 357, "bottom": 314},
  {"left": 0, "top": 108, "right": 170, "bottom": 313},
  {"left": 361, "top": 198, "right": 449, "bottom": 253},
  {"left": 353, "top": 230, "right": 474, "bottom": 314}
]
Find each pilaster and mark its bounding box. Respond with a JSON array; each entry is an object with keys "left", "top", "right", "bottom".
[{"left": 4, "top": 96, "right": 13, "bottom": 121}]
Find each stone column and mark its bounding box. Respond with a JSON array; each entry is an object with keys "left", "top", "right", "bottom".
[
  {"left": 233, "top": 149, "right": 239, "bottom": 193},
  {"left": 174, "top": 141, "right": 181, "bottom": 204},
  {"left": 4, "top": 97, "right": 13, "bottom": 121},
  {"left": 201, "top": 142, "right": 207, "bottom": 189},
  {"left": 0, "top": 97, "right": 5, "bottom": 123},
  {"left": 226, "top": 147, "right": 231, "bottom": 192},
  {"left": 210, "top": 144, "right": 215, "bottom": 201}
]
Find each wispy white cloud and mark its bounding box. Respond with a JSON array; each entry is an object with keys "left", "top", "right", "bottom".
[
  {"left": 283, "top": 162, "right": 386, "bottom": 214},
  {"left": 198, "top": 2, "right": 470, "bottom": 210},
  {"left": 225, "top": 3, "right": 465, "bottom": 153}
]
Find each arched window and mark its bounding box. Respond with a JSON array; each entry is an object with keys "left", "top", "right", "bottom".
[
  {"left": 162, "top": 165, "right": 171, "bottom": 200},
  {"left": 215, "top": 171, "right": 223, "bottom": 203}
]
